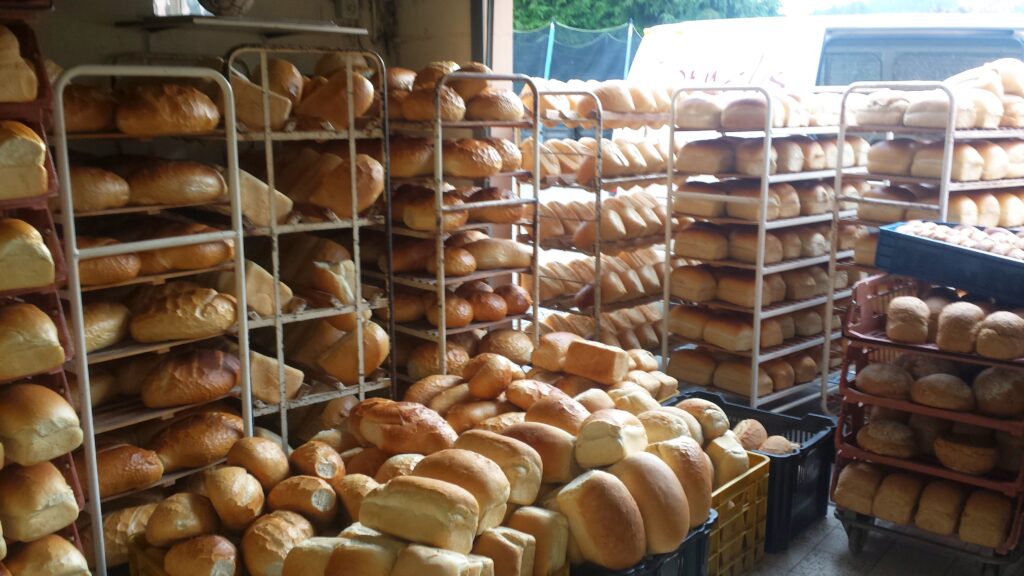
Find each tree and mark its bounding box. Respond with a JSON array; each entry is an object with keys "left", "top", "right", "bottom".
[{"left": 514, "top": 0, "right": 782, "bottom": 31}]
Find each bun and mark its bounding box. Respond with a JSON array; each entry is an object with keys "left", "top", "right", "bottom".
[
  {"left": 407, "top": 341, "right": 471, "bottom": 380},
  {"left": 117, "top": 84, "right": 219, "bottom": 135},
  {"left": 0, "top": 302, "right": 65, "bottom": 381},
  {"left": 335, "top": 474, "right": 379, "bottom": 523},
  {"left": 360, "top": 475, "right": 479, "bottom": 554},
  {"left": 310, "top": 154, "right": 385, "bottom": 218},
  {"left": 676, "top": 398, "right": 730, "bottom": 442}
]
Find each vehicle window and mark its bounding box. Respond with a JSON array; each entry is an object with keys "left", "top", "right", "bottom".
[
  {"left": 893, "top": 52, "right": 1014, "bottom": 81},
  {"left": 820, "top": 53, "right": 883, "bottom": 85}
]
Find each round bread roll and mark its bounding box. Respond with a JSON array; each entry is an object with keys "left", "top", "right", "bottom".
[
  {"left": 117, "top": 84, "right": 219, "bottom": 135},
  {"left": 910, "top": 373, "right": 975, "bottom": 411},
  {"left": 886, "top": 296, "right": 930, "bottom": 344},
  {"left": 63, "top": 84, "right": 116, "bottom": 133},
  {"left": 241, "top": 511, "right": 315, "bottom": 576},
  {"left": 555, "top": 470, "right": 645, "bottom": 570},
  {"left": 855, "top": 363, "right": 913, "bottom": 400},
  {"left": 226, "top": 436, "right": 290, "bottom": 492},
  {"left": 70, "top": 166, "right": 129, "bottom": 212},
  {"left": 936, "top": 301, "right": 986, "bottom": 354},
  {"left": 164, "top": 534, "right": 239, "bottom": 576},
  {"left": 732, "top": 419, "right": 768, "bottom": 451},
  {"left": 973, "top": 367, "right": 1024, "bottom": 418},
  {"left": 267, "top": 475, "right": 337, "bottom": 526},
  {"left": 407, "top": 341, "right": 471, "bottom": 379},
  {"left": 975, "top": 311, "right": 1024, "bottom": 360},
  {"left": 403, "top": 85, "right": 466, "bottom": 122},
  {"left": 467, "top": 291, "right": 508, "bottom": 322},
  {"left": 675, "top": 398, "right": 730, "bottom": 442},
  {"left": 494, "top": 284, "right": 533, "bottom": 316},
  {"left": 204, "top": 466, "right": 264, "bottom": 532},
  {"left": 442, "top": 139, "right": 503, "bottom": 178},
  {"left": 478, "top": 329, "right": 533, "bottom": 365},
  {"left": 524, "top": 395, "right": 591, "bottom": 435},
  {"left": 483, "top": 138, "right": 522, "bottom": 172},
  {"left": 412, "top": 448, "right": 511, "bottom": 534},
  {"left": 374, "top": 453, "right": 424, "bottom": 483},
  {"left": 934, "top": 433, "right": 998, "bottom": 475},
  {"left": 646, "top": 436, "right": 713, "bottom": 527},
  {"left": 857, "top": 420, "right": 916, "bottom": 458},
  {"left": 77, "top": 236, "right": 141, "bottom": 286},
  {"left": 466, "top": 89, "right": 524, "bottom": 121},
  {"left": 759, "top": 435, "right": 798, "bottom": 455},
  {"left": 146, "top": 493, "right": 220, "bottom": 547},
  {"left": 127, "top": 161, "right": 226, "bottom": 206},
  {"left": 387, "top": 67, "right": 417, "bottom": 92}
]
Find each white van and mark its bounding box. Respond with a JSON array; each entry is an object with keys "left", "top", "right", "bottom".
[{"left": 628, "top": 13, "right": 1024, "bottom": 90}]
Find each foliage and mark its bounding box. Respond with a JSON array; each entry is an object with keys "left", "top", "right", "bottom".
[{"left": 514, "top": 0, "right": 782, "bottom": 31}]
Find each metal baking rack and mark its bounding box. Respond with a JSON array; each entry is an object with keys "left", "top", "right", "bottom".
[
  {"left": 821, "top": 80, "right": 1024, "bottom": 414},
  {"left": 663, "top": 85, "right": 848, "bottom": 413},
  {"left": 387, "top": 72, "right": 542, "bottom": 376},
  {"left": 222, "top": 44, "right": 393, "bottom": 447},
  {"left": 525, "top": 89, "right": 671, "bottom": 346},
  {"left": 52, "top": 64, "right": 251, "bottom": 576}
]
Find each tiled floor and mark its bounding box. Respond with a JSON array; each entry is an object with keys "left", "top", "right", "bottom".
[{"left": 752, "top": 507, "right": 1024, "bottom": 576}]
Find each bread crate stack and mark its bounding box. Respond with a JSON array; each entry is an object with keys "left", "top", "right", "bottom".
[
  {"left": 376, "top": 61, "right": 542, "bottom": 382},
  {"left": 220, "top": 46, "right": 393, "bottom": 452},
  {"left": 664, "top": 85, "right": 860, "bottom": 412},
  {"left": 0, "top": 14, "right": 88, "bottom": 574},
  {"left": 52, "top": 64, "right": 254, "bottom": 575},
  {"left": 518, "top": 78, "right": 674, "bottom": 351}
]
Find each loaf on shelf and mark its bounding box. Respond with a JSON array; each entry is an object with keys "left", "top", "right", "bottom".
[{"left": 0, "top": 121, "right": 48, "bottom": 202}]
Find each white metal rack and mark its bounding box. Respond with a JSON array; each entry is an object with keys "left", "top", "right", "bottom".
[
  {"left": 823, "top": 81, "right": 982, "bottom": 412},
  {"left": 663, "top": 85, "right": 847, "bottom": 412},
  {"left": 383, "top": 72, "right": 542, "bottom": 377},
  {"left": 53, "top": 65, "right": 250, "bottom": 576},
  {"left": 223, "top": 45, "right": 393, "bottom": 446},
  {"left": 526, "top": 91, "right": 670, "bottom": 343}
]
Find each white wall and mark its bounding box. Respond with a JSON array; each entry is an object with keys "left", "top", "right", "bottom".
[{"left": 392, "top": 0, "right": 472, "bottom": 69}]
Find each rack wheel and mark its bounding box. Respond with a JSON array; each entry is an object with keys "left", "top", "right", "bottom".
[{"left": 846, "top": 525, "right": 868, "bottom": 555}]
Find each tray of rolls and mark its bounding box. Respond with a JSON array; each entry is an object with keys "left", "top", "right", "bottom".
[{"left": 875, "top": 221, "right": 1024, "bottom": 308}]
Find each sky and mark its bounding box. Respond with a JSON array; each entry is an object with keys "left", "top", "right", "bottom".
[{"left": 782, "top": 0, "right": 1024, "bottom": 15}]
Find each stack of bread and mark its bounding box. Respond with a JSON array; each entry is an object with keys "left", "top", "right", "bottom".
[
  {"left": 0, "top": 24, "right": 38, "bottom": 104},
  {"left": 523, "top": 77, "right": 674, "bottom": 128},
  {"left": 387, "top": 136, "right": 521, "bottom": 179},
  {"left": 386, "top": 231, "right": 532, "bottom": 280},
  {"left": 525, "top": 189, "right": 671, "bottom": 251},
  {"left": 390, "top": 183, "right": 526, "bottom": 232},
  {"left": 673, "top": 90, "right": 846, "bottom": 131},
  {"left": 391, "top": 60, "right": 525, "bottom": 124},
  {"left": 677, "top": 135, "right": 869, "bottom": 176},
  {"left": 673, "top": 221, "right": 838, "bottom": 264},
  {"left": 834, "top": 461, "right": 1014, "bottom": 549},
  {"left": 62, "top": 80, "right": 220, "bottom": 136},
  {"left": 540, "top": 302, "right": 665, "bottom": 351},
  {"left": 856, "top": 184, "right": 1024, "bottom": 229},
  {"left": 893, "top": 221, "right": 1024, "bottom": 262},
  {"left": 267, "top": 142, "right": 385, "bottom": 220},
  {"left": 0, "top": 121, "right": 48, "bottom": 203},
  {"left": 667, "top": 345, "right": 824, "bottom": 399},
  {"left": 523, "top": 248, "right": 665, "bottom": 308},
  {"left": 865, "top": 138, "right": 1024, "bottom": 183},
  {"left": 881, "top": 290, "right": 1024, "bottom": 360},
  {"left": 671, "top": 263, "right": 849, "bottom": 309},
  {"left": 855, "top": 58, "right": 1024, "bottom": 129},
  {"left": 674, "top": 179, "right": 851, "bottom": 222},
  {"left": 522, "top": 135, "right": 670, "bottom": 186}
]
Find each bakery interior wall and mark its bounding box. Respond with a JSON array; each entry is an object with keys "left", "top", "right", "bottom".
[{"left": 33, "top": 0, "right": 498, "bottom": 74}]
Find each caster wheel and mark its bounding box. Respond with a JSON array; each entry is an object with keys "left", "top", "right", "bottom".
[{"left": 847, "top": 526, "right": 867, "bottom": 555}]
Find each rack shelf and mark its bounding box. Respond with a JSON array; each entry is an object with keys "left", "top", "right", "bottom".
[
  {"left": 73, "top": 263, "right": 234, "bottom": 294},
  {"left": 674, "top": 125, "right": 841, "bottom": 137},
  {"left": 520, "top": 232, "right": 665, "bottom": 256},
  {"left": 699, "top": 251, "right": 855, "bottom": 275},
  {"left": 692, "top": 210, "right": 857, "bottom": 230},
  {"left": 845, "top": 167, "right": 1024, "bottom": 192},
  {"left": 391, "top": 170, "right": 532, "bottom": 186},
  {"left": 390, "top": 119, "right": 534, "bottom": 131},
  {"left": 540, "top": 172, "right": 667, "bottom": 190},
  {"left": 674, "top": 289, "right": 853, "bottom": 320},
  {"left": 394, "top": 314, "right": 532, "bottom": 341},
  {"left": 116, "top": 16, "right": 369, "bottom": 37},
  {"left": 669, "top": 330, "right": 842, "bottom": 363},
  {"left": 676, "top": 169, "right": 838, "bottom": 185},
  {"left": 542, "top": 293, "right": 662, "bottom": 317},
  {"left": 99, "top": 459, "right": 227, "bottom": 504},
  {"left": 367, "top": 267, "right": 530, "bottom": 291},
  {"left": 93, "top": 391, "right": 240, "bottom": 435},
  {"left": 845, "top": 124, "right": 1024, "bottom": 140}
]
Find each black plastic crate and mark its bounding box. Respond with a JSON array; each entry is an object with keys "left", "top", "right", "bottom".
[
  {"left": 875, "top": 222, "right": 1024, "bottom": 307},
  {"left": 572, "top": 510, "right": 718, "bottom": 576},
  {"left": 675, "top": 391, "right": 836, "bottom": 553}
]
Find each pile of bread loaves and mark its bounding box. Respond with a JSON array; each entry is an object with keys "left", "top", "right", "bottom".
[
  {"left": 884, "top": 289, "right": 1024, "bottom": 359},
  {"left": 540, "top": 303, "right": 665, "bottom": 351},
  {"left": 62, "top": 79, "right": 221, "bottom": 136},
  {"left": 524, "top": 248, "right": 665, "bottom": 307},
  {"left": 390, "top": 61, "right": 525, "bottom": 123},
  {"left": 523, "top": 77, "right": 675, "bottom": 128},
  {"left": 386, "top": 283, "right": 533, "bottom": 329},
  {"left": 389, "top": 136, "right": 522, "bottom": 179},
  {"left": 854, "top": 360, "right": 1023, "bottom": 480},
  {"left": 267, "top": 142, "right": 385, "bottom": 221},
  {"left": 674, "top": 180, "right": 845, "bottom": 222},
  {"left": 834, "top": 462, "right": 1014, "bottom": 549},
  {"left": 855, "top": 58, "right": 1024, "bottom": 129},
  {"left": 525, "top": 190, "right": 671, "bottom": 251},
  {"left": 668, "top": 346, "right": 823, "bottom": 398},
  {"left": 677, "top": 135, "right": 869, "bottom": 176},
  {"left": 858, "top": 186, "right": 1024, "bottom": 231},
  {"left": 866, "top": 138, "right": 1024, "bottom": 182},
  {"left": 672, "top": 264, "right": 849, "bottom": 309},
  {"left": 674, "top": 221, "right": 840, "bottom": 264},
  {"left": 387, "top": 231, "right": 532, "bottom": 279},
  {"left": 673, "top": 91, "right": 844, "bottom": 131},
  {"left": 521, "top": 136, "right": 670, "bottom": 184},
  {"left": 894, "top": 221, "right": 1024, "bottom": 263},
  {"left": 390, "top": 184, "right": 526, "bottom": 233}
]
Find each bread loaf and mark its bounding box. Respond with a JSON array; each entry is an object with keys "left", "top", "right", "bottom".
[
  {"left": 872, "top": 473, "right": 924, "bottom": 526},
  {"left": 975, "top": 311, "right": 1024, "bottom": 360},
  {"left": 0, "top": 303, "right": 65, "bottom": 381},
  {"left": 833, "top": 462, "right": 883, "bottom": 516},
  {"left": 934, "top": 433, "right": 997, "bottom": 476},
  {"left": 164, "top": 535, "right": 239, "bottom": 576},
  {"left": 146, "top": 493, "right": 220, "bottom": 547},
  {"left": 289, "top": 440, "right": 345, "bottom": 486},
  {"left": 353, "top": 399, "right": 457, "bottom": 455},
  {"left": 706, "top": 431, "right": 750, "bottom": 488},
  {"left": 130, "top": 288, "right": 236, "bottom": 342},
  {"left": 63, "top": 84, "right": 116, "bottom": 133},
  {"left": 886, "top": 296, "right": 930, "bottom": 344},
  {"left": 412, "top": 448, "right": 511, "bottom": 534},
  {"left": 4, "top": 535, "right": 88, "bottom": 576},
  {"left": 911, "top": 374, "right": 974, "bottom": 411},
  {"left": 226, "top": 436, "right": 290, "bottom": 491},
  {"left": 935, "top": 301, "right": 985, "bottom": 353},
  {"left": 267, "top": 475, "right": 337, "bottom": 525},
  {"left": 241, "top": 511, "right": 315, "bottom": 576},
  {"left": 0, "top": 461, "right": 79, "bottom": 541},
  {"left": 89, "top": 503, "right": 157, "bottom": 568},
  {"left": 360, "top": 475, "right": 479, "bottom": 554},
  {"left": 454, "top": 430, "right": 543, "bottom": 506},
  {"left": 531, "top": 332, "right": 583, "bottom": 372},
  {"left": 117, "top": 84, "right": 219, "bottom": 135},
  {"left": 574, "top": 409, "right": 647, "bottom": 469},
  {"left": 506, "top": 507, "right": 569, "bottom": 576},
  {"left": 959, "top": 490, "right": 1013, "bottom": 548},
  {"left": 914, "top": 480, "right": 967, "bottom": 536},
  {"left": 317, "top": 321, "right": 390, "bottom": 385},
  {"left": 150, "top": 411, "right": 244, "bottom": 472},
  {"left": 974, "top": 367, "right": 1024, "bottom": 418},
  {"left": 0, "top": 383, "right": 81, "bottom": 466},
  {"left": 336, "top": 474, "right": 379, "bottom": 523},
  {"left": 856, "top": 420, "right": 916, "bottom": 458},
  {"left": 647, "top": 436, "right": 713, "bottom": 527},
  {"left": 375, "top": 453, "right": 423, "bottom": 483},
  {"left": 556, "top": 470, "right": 645, "bottom": 570},
  {"left": 502, "top": 422, "right": 579, "bottom": 484},
  {"left": 563, "top": 340, "right": 629, "bottom": 385},
  {"left": 89, "top": 444, "right": 162, "bottom": 498},
  {"left": 0, "top": 218, "right": 54, "bottom": 292},
  {"left": 855, "top": 363, "right": 913, "bottom": 400},
  {"left": 609, "top": 453, "right": 689, "bottom": 554},
  {"left": 140, "top": 349, "right": 239, "bottom": 408},
  {"left": 295, "top": 69, "right": 374, "bottom": 128}
]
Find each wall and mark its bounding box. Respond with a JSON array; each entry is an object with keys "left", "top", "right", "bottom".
[{"left": 392, "top": 0, "right": 473, "bottom": 69}]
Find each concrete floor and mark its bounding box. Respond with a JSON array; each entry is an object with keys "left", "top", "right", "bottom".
[{"left": 751, "top": 507, "right": 1024, "bottom": 576}]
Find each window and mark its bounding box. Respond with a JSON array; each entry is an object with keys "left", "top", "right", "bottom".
[
  {"left": 820, "top": 53, "right": 882, "bottom": 86},
  {"left": 153, "top": 0, "right": 210, "bottom": 16},
  {"left": 893, "top": 52, "right": 1013, "bottom": 81}
]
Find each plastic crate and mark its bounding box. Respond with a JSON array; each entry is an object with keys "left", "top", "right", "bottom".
[
  {"left": 571, "top": 554, "right": 667, "bottom": 576},
  {"left": 708, "top": 452, "right": 770, "bottom": 576},
  {"left": 875, "top": 222, "right": 1024, "bottom": 307},
  {"left": 679, "top": 391, "right": 835, "bottom": 553},
  {"left": 655, "top": 509, "right": 718, "bottom": 576}
]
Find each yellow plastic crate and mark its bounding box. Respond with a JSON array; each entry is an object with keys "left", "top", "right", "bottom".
[
  {"left": 127, "top": 534, "right": 169, "bottom": 576},
  {"left": 708, "top": 452, "right": 770, "bottom": 576}
]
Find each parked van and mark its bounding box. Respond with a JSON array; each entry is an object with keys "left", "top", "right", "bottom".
[{"left": 628, "top": 13, "right": 1024, "bottom": 89}]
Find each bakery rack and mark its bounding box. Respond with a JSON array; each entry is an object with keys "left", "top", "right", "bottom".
[
  {"left": 526, "top": 89, "right": 670, "bottom": 346},
  {"left": 830, "top": 273, "right": 1024, "bottom": 574},
  {"left": 822, "top": 80, "right": 1024, "bottom": 413},
  {"left": 223, "top": 45, "right": 393, "bottom": 447},
  {"left": 383, "top": 72, "right": 542, "bottom": 377},
  {"left": 663, "top": 85, "right": 847, "bottom": 413},
  {"left": 52, "top": 64, "right": 250, "bottom": 576}
]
